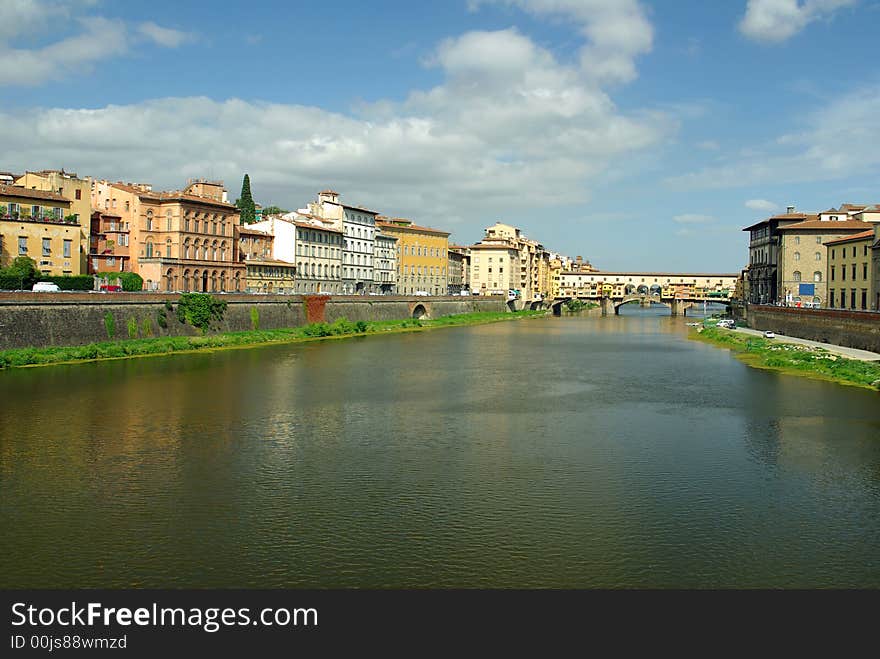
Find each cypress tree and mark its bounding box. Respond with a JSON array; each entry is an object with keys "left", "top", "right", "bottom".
[{"left": 237, "top": 173, "right": 256, "bottom": 224}]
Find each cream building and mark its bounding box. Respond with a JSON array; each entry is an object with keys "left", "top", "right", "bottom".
[
  {"left": 776, "top": 218, "right": 870, "bottom": 307},
  {"left": 0, "top": 185, "right": 79, "bottom": 276},
  {"left": 14, "top": 170, "right": 90, "bottom": 274},
  {"left": 476, "top": 222, "right": 550, "bottom": 301},
  {"left": 468, "top": 243, "right": 520, "bottom": 295}
]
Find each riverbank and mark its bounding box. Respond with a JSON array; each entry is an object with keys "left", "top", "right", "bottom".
[
  {"left": 0, "top": 310, "right": 547, "bottom": 370},
  {"left": 690, "top": 325, "right": 880, "bottom": 391}
]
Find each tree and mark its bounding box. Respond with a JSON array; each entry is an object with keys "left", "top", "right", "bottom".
[
  {"left": 262, "top": 205, "right": 287, "bottom": 216},
  {"left": 237, "top": 173, "right": 256, "bottom": 224}
]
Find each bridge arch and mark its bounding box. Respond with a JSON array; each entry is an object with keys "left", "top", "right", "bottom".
[{"left": 412, "top": 303, "right": 429, "bottom": 320}]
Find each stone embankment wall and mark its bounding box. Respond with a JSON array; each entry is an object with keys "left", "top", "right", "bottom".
[
  {"left": 746, "top": 305, "right": 880, "bottom": 353},
  {"left": 0, "top": 293, "right": 506, "bottom": 350}
]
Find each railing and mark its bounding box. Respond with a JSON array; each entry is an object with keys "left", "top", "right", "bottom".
[{"left": 1, "top": 212, "right": 79, "bottom": 226}]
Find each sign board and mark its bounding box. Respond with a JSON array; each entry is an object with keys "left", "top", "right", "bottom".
[{"left": 799, "top": 283, "right": 815, "bottom": 296}]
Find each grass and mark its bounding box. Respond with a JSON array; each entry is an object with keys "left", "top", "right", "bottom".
[
  {"left": 0, "top": 310, "right": 547, "bottom": 370},
  {"left": 691, "top": 325, "right": 880, "bottom": 391}
]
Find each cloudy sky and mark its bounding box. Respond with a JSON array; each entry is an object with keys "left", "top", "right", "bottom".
[{"left": 1, "top": 0, "right": 878, "bottom": 271}]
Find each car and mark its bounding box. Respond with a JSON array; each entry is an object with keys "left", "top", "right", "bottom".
[
  {"left": 32, "top": 282, "right": 60, "bottom": 292},
  {"left": 763, "top": 331, "right": 776, "bottom": 339},
  {"left": 99, "top": 284, "right": 122, "bottom": 292},
  {"left": 413, "top": 290, "right": 429, "bottom": 296}
]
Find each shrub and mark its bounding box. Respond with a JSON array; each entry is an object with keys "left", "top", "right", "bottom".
[
  {"left": 44, "top": 275, "right": 94, "bottom": 291},
  {"left": 141, "top": 316, "right": 154, "bottom": 338},
  {"left": 104, "top": 312, "right": 116, "bottom": 340},
  {"left": 250, "top": 307, "right": 260, "bottom": 331},
  {"left": 177, "top": 293, "right": 227, "bottom": 331},
  {"left": 127, "top": 317, "right": 138, "bottom": 339},
  {"left": 97, "top": 271, "right": 143, "bottom": 291},
  {"left": 157, "top": 309, "right": 168, "bottom": 329},
  {"left": 355, "top": 321, "right": 368, "bottom": 333}
]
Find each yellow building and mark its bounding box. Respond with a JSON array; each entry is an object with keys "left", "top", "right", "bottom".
[
  {"left": 245, "top": 260, "right": 298, "bottom": 293},
  {"left": 15, "top": 170, "right": 91, "bottom": 274},
  {"left": 826, "top": 228, "right": 877, "bottom": 310},
  {"left": 377, "top": 217, "right": 450, "bottom": 295},
  {"left": 1, "top": 184, "right": 81, "bottom": 276}
]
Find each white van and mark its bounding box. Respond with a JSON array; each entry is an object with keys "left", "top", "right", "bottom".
[{"left": 32, "top": 282, "right": 60, "bottom": 292}]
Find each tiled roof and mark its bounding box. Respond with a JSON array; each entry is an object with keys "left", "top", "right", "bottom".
[
  {"left": 377, "top": 220, "right": 450, "bottom": 235},
  {"left": 824, "top": 229, "right": 875, "bottom": 245},
  {"left": 777, "top": 219, "right": 869, "bottom": 231},
  {"left": 0, "top": 184, "right": 70, "bottom": 203},
  {"left": 238, "top": 226, "right": 272, "bottom": 236}
]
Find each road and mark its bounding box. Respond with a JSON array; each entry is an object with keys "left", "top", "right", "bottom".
[{"left": 729, "top": 327, "right": 880, "bottom": 361}]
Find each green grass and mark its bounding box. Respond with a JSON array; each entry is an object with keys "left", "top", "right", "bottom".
[
  {"left": 692, "top": 326, "right": 880, "bottom": 390},
  {"left": 0, "top": 310, "right": 547, "bottom": 370}
]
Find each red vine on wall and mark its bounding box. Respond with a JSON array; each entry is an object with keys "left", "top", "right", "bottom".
[{"left": 303, "top": 295, "right": 330, "bottom": 323}]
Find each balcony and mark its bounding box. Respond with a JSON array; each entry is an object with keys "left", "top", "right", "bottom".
[{"left": 1, "top": 211, "right": 80, "bottom": 226}]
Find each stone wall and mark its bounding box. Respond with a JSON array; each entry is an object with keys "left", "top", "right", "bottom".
[
  {"left": 0, "top": 293, "right": 506, "bottom": 350},
  {"left": 746, "top": 305, "right": 880, "bottom": 353}
]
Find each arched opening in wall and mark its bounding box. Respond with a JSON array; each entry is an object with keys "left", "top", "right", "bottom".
[
  {"left": 637, "top": 284, "right": 648, "bottom": 295},
  {"left": 506, "top": 299, "right": 517, "bottom": 312},
  {"left": 649, "top": 284, "right": 661, "bottom": 295},
  {"left": 183, "top": 269, "right": 191, "bottom": 292},
  {"left": 201, "top": 271, "right": 208, "bottom": 292},
  {"left": 412, "top": 304, "right": 428, "bottom": 319},
  {"left": 529, "top": 301, "right": 542, "bottom": 311},
  {"left": 625, "top": 284, "right": 636, "bottom": 295},
  {"left": 220, "top": 272, "right": 227, "bottom": 292},
  {"left": 165, "top": 268, "right": 174, "bottom": 292},
  {"left": 552, "top": 302, "right": 563, "bottom": 316}
]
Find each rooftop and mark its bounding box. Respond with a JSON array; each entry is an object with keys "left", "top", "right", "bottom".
[
  {"left": 777, "top": 219, "right": 869, "bottom": 231},
  {"left": 0, "top": 184, "right": 71, "bottom": 204},
  {"left": 824, "top": 229, "right": 875, "bottom": 245}
]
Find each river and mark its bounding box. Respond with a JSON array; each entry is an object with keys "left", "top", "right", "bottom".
[{"left": 2, "top": 307, "right": 879, "bottom": 588}]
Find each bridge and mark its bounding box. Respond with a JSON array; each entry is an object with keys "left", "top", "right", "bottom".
[{"left": 550, "top": 271, "right": 739, "bottom": 316}]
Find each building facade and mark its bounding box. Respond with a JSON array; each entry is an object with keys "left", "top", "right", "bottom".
[
  {"left": 16, "top": 170, "right": 91, "bottom": 274},
  {"left": 91, "top": 179, "right": 246, "bottom": 291},
  {"left": 468, "top": 243, "right": 520, "bottom": 295},
  {"left": 89, "top": 211, "right": 131, "bottom": 273},
  {"left": 0, "top": 185, "right": 79, "bottom": 276},
  {"left": 377, "top": 217, "right": 450, "bottom": 295},
  {"left": 448, "top": 246, "right": 470, "bottom": 295},
  {"left": 373, "top": 232, "right": 398, "bottom": 293},
  {"left": 826, "top": 229, "right": 877, "bottom": 310},
  {"left": 776, "top": 219, "right": 870, "bottom": 308}
]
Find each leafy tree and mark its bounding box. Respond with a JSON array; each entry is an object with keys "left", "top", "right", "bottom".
[
  {"left": 236, "top": 174, "right": 256, "bottom": 224},
  {"left": 262, "top": 205, "right": 287, "bottom": 215},
  {"left": 0, "top": 256, "right": 41, "bottom": 288}
]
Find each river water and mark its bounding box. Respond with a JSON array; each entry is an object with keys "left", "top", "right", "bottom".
[{"left": 1, "top": 307, "right": 879, "bottom": 588}]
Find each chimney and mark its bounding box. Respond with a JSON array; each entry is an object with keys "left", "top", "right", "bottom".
[{"left": 786, "top": 205, "right": 796, "bottom": 214}]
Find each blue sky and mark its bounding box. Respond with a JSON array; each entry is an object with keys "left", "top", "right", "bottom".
[{"left": 2, "top": 0, "right": 878, "bottom": 271}]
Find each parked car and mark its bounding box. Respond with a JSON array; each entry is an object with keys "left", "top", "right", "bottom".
[
  {"left": 32, "top": 282, "right": 60, "bottom": 292},
  {"left": 413, "top": 290, "right": 429, "bottom": 296},
  {"left": 763, "top": 331, "right": 776, "bottom": 339},
  {"left": 99, "top": 284, "right": 122, "bottom": 292}
]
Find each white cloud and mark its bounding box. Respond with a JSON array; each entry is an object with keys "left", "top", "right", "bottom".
[
  {"left": 138, "top": 21, "right": 193, "bottom": 48},
  {"left": 470, "top": 0, "right": 653, "bottom": 84},
  {"left": 0, "top": 1, "right": 193, "bottom": 86},
  {"left": 745, "top": 199, "right": 779, "bottom": 212},
  {"left": 673, "top": 214, "right": 715, "bottom": 224},
  {"left": 667, "top": 84, "right": 880, "bottom": 190},
  {"left": 0, "top": 27, "right": 672, "bottom": 233},
  {"left": 738, "top": 0, "right": 858, "bottom": 43}
]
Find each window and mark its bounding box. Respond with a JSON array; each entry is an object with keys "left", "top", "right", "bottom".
[
  {"left": 63, "top": 240, "right": 71, "bottom": 258},
  {"left": 830, "top": 290, "right": 836, "bottom": 307},
  {"left": 167, "top": 211, "right": 173, "bottom": 231},
  {"left": 75, "top": 189, "right": 82, "bottom": 200},
  {"left": 42, "top": 238, "right": 51, "bottom": 256},
  {"left": 793, "top": 252, "right": 800, "bottom": 261},
  {"left": 166, "top": 239, "right": 172, "bottom": 258},
  {"left": 863, "top": 263, "right": 868, "bottom": 280},
  {"left": 145, "top": 241, "right": 154, "bottom": 258},
  {"left": 146, "top": 210, "right": 153, "bottom": 231},
  {"left": 795, "top": 236, "right": 800, "bottom": 245},
  {"left": 816, "top": 236, "right": 821, "bottom": 244},
  {"left": 852, "top": 264, "right": 857, "bottom": 280},
  {"left": 815, "top": 252, "right": 821, "bottom": 261},
  {"left": 830, "top": 266, "right": 835, "bottom": 281},
  {"left": 18, "top": 237, "right": 27, "bottom": 255},
  {"left": 813, "top": 271, "right": 821, "bottom": 282}
]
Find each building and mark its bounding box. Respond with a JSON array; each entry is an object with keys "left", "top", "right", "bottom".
[
  {"left": 249, "top": 213, "right": 344, "bottom": 294},
  {"left": 826, "top": 228, "right": 877, "bottom": 310},
  {"left": 558, "top": 272, "right": 739, "bottom": 298},
  {"left": 468, "top": 242, "right": 520, "bottom": 295},
  {"left": 473, "top": 222, "right": 550, "bottom": 301},
  {"left": 89, "top": 211, "right": 131, "bottom": 273},
  {"left": 301, "top": 190, "right": 381, "bottom": 294},
  {"left": 742, "top": 208, "right": 809, "bottom": 305},
  {"left": 447, "top": 246, "right": 469, "bottom": 295},
  {"left": 373, "top": 232, "right": 398, "bottom": 293},
  {"left": 237, "top": 225, "right": 297, "bottom": 293},
  {"left": 377, "top": 217, "right": 450, "bottom": 295},
  {"left": 0, "top": 184, "right": 79, "bottom": 276},
  {"left": 776, "top": 217, "right": 870, "bottom": 308},
  {"left": 15, "top": 170, "right": 91, "bottom": 274},
  {"left": 91, "top": 179, "right": 245, "bottom": 291}
]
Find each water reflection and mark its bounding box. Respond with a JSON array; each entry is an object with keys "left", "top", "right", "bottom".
[{"left": 1, "top": 310, "right": 879, "bottom": 588}]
